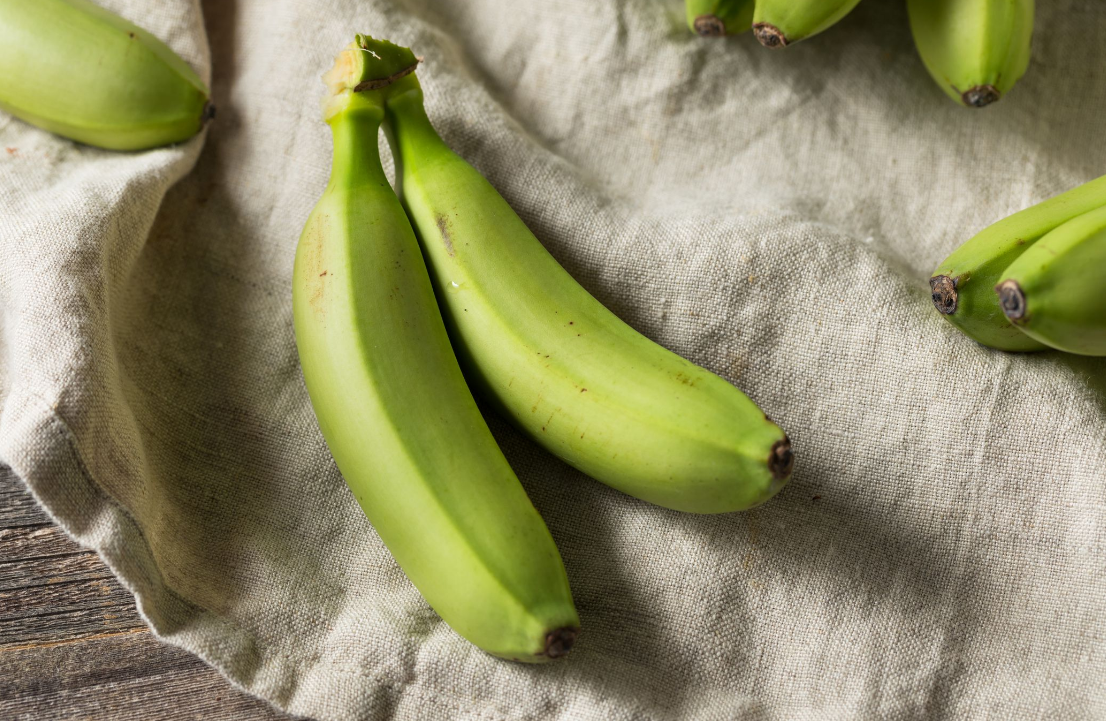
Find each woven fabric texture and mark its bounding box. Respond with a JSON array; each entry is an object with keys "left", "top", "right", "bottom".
[{"left": 2, "top": 0, "right": 1104, "bottom": 718}]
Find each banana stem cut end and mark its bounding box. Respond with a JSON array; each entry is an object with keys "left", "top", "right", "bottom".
[
  {"left": 694, "top": 15, "right": 727, "bottom": 37},
  {"left": 930, "top": 275, "right": 958, "bottom": 315},
  {"left": 995, "top": 279, "right": 1027, "bottom": 323},
  {"left": 353, "top": 60, "right": 421, "bottom": 93},
  {"left": 543, "top": 627, "right": 578, "bottom": 659},
  {"left": 768, "top": 437, "right": 794, "bottom": 480},
  {"left": 961, "top": 85, "right": 1001, "bottom": 108},
  {"left": 752, "top": 23, "right": 788, "bottom": 48}
]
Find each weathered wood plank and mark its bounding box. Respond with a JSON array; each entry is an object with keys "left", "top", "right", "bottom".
[
  {"left": 0, "top": 632, "right": 299, "bottom": 720},
  {"left": 0, "top": 470, "right": 48, "bottom": 527},
  {"left": 0, "top": 524, "right": 85, "bottom": 562},
  {"left": 0, "top": 549, "right": 115, "bottom": 592},
  {"left": 0, "top": 469, "right": 301, "bottom": 719}
]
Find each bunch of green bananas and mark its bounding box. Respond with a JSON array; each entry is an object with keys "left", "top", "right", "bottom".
[
  {"left": 684, "top": 0, "right": 1035, "bottom": 109},
  {"left": 930, "top": 174, "right": 1106, "bottom": 356},
  {"left": 293, "top": 36, "right": 794, "bottom": 660},
  {"left": 0, "top": 0, "right": 211, "bottom": 150}
]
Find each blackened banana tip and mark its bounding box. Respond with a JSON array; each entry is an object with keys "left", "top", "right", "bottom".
[
  {"left": 694, "top": 15, "right": 727, "bottom": 37},
  {"left": 753, "top": 23, "right": 788, "bottom": 48},
  {"left": 930, "top": 275, "right": 958, "bottom": 315},
  {"left": 768, "top": 437, "right": 794, "bottom": 480},
  {"left": 544, "top": 627, "right": 578, "bottom": 659},
  {"left": 995, "top": 279, "right": 1027, "bottom": 322},
  {"left": 201, "top": 101, "right": 216, "bottom": 125},
  {"left": 962, "top": 85, "right": 1001, "bottom": 108}
]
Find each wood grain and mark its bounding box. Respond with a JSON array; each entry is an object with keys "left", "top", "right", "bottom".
[{"left": 0, "top": 467, "right": 300, "bottom": 720}]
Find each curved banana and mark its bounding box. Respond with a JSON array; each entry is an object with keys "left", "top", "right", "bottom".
[
  {"left": 686, "top": 0, "right": 755, "bottom": 37},
  {"left": 293, "top": 37, "right": 578, "bottom": 662},
  {"left": 907, "top": 0, "right": 1034, "bottom": 108},
  {"left": 0, "top": 0, "right": 211, "bottom": 150},
  {"left": 930, "top": 173, "right": 1106, "bottom": 351},
  {"left": 751, "top": 0, "right": 863, "bottom": 48},
  {"left": 377, "top": 57, "right": 793, "bottom": 515},
  {"left": 995, "top": 206, "right": 1106, "bottom": 356}
]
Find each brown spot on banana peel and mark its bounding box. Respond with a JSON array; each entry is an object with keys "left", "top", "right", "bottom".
[
  {"left": 694, "top": 15, "right": 727, "bottom": 37},
  {"left": 961, "top": 85, "right": 1001, "bottom": 108},
  {"left": 753, "top": 23, "right": 788, "bottom": 48},
  {"left": 995, "top": 279, "right": 1027, "bottom": 323},
  {"left": 436, "top": 214, "right": 455, "bottom": 256},
  {"left": 768, "top": 436, "right": 794, "bottom": 480}
]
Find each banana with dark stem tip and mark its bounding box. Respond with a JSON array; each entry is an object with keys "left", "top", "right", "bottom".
[
  {"left": 293, "top": 37, "right": 579, "bottom": 661},
  {"left": 380, "top": 50, "right": 793, "bottom": 515},
  {"left": 907, "top": 0, "right": 1034, "bottom": 108},
  {"left": 995, "top": 205, "right": 1106, "bottom": 356},
  {"left": 686, "top": 0, "right": 755, "bottom": 37},
  {"left": 930, "top": 173, "right": 1106, "bottom": 351},
  {"left": 751, "top": 0, "right": 864, "bottom": 48},
  {"left": 0, "top": 0, "right": 212, "bottom": 150}
]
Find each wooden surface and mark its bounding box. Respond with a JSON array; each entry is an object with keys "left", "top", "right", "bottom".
[{"left": 0, "top": 468, "right": 300, "bottom": 720}]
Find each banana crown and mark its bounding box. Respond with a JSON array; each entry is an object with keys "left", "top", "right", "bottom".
[{"left": 322, "top": 35, "right": 419, "bottom": 119}]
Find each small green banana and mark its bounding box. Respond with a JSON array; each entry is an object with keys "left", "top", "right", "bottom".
[
  {"left": 378, "top": 53, "right": 792, "bottom": 515},
  {"left": 930, "top": 173, "right": 1106, "bottom": 351},
  {"left": 751, "top": 0, "right": 864, "bottom": 48},
  {"left": 995, "top": 206, "right": 1106, "bottom": 356},
  {"left": 293, "top": 37, "right": 578, "bottom": 662},
  {"left": 686, "top": 0, "right": 755, "bottom": 37},
  {"left": 907, "top": 0, "right": 1034, "bottom": 108},
  {"left": 0, "top": 0, "right": 211, "bottom": 150}
]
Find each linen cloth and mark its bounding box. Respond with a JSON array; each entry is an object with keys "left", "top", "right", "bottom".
[{"left": 2, "top": 0, "right": 1105, "bottom": 718}]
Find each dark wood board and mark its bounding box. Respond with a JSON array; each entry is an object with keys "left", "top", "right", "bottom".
[{"left": 0, "top": 468, "right": 299, "bottom": 720}]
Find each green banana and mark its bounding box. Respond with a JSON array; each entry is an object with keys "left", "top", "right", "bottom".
[
  {"left": 930, "top": 173, "right": 1106, "bottom": 351},
  {"left": 751, "top": 0, "right": 864, "bottom": 48},
  {"left": 907, "top": 0, "right": 1033, "bottom": 108},
  {"left": 378, "top": 55, "right": 792, "bottom": 515},
  {"left": 686, "top": 0, "right": 755, "bottom": 37},
  {"left": 0, "top": 0, "right": 211, "bottom": 150},
  {"left": 995, "top": 206, "right": 1106, "bottom": 356},
  {"left": 293, "top": 37, "right": 578, "bottom": 662}
]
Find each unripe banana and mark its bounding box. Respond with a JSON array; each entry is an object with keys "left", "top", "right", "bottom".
[
  {"left": 378, "top": 56, "right": 793, "bottom": 515},
  {"left": 0, "top": 0, "right": 211, "bottom": 150},
  {"left": 907, "top": 0, "right": 1033, "bottom": 108},
  {"left": 930, "top": 173, "right": 1106, "bottom": 351},
  {"left": 293, "top": 37, "right": 578, "bottom": 662},
  {"left": 751, "top": 0, "right": 863, "bottom": 48},
  {"left": 686, "top": 0, "right": 755, "bottom": 37},
  {"left": 994, "top": 206, "right": 1106, "bottom": 356}
]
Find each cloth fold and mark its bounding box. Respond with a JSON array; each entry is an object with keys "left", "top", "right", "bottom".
[{"left": 2, "top": 0, "right": 1104, "bottom": 718}]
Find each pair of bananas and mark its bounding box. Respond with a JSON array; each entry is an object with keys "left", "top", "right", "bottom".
[
  {"left": 685, "top": 0, "right": 1035, "bottom": 109},
  {"left": 0, "top": 0, "right": 211, "bottom": 150},
  {"left": 293, "top": 37, "right": 794, "bottom": 661},
  {"left": 684, "top": 0, "right": 862, "bottom": 44},
  {"left": 931, "top": 174, "right": 1106, "bottom": 355}
]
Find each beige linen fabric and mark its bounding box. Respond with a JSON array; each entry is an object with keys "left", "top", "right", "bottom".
[{"left": 2, "top": 0, "right": 1105, "bottom": 718}]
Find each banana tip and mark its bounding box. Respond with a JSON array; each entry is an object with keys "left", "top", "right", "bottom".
[
  {"left": 961, "top": 85, "right": 1001, "bottom": 108},
  {"left": 995, "top": 279, "right": 1026, "bottom": 323},
  {"left": 768, "top": 437, "right": 794, "bottom": 480},
  {"left": 752, "top": 23, "right": 788, "bottom": 49},
  {"left": 201, "top": 101, "right": 216, "bottom": 125},
  {"left": 694, "top": 15, "right": 727, "bottom": 37},
  {"left": 930, "top": 275, "right": 958, "bottom": 315},
  {"left": 543, "top": 627, "right": 578, "bottom": 659}
]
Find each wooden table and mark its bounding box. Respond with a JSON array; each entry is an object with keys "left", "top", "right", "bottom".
[{"left": 0, "top": 468, "right": 299, "bottom": 720}]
